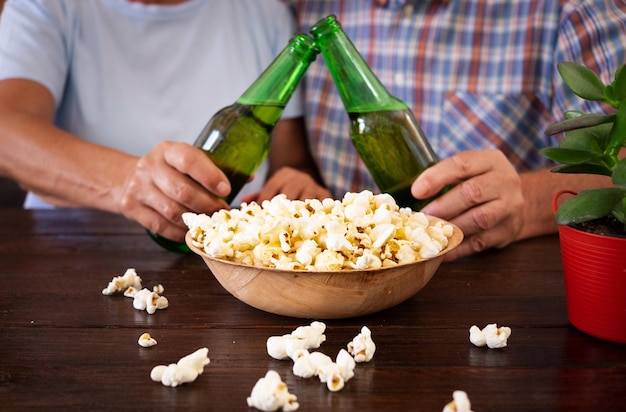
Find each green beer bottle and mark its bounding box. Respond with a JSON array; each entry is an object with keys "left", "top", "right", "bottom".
[
  {"left": 149, "top": 33, "right": 319, "bottom": 253},
  {"left": 309, "top": 15, "right": 447, "bottom": 211}
]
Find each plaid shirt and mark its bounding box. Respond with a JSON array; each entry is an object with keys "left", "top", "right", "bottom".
[{"left": 294, "top": 0, "right": 626, "bottom": 197}]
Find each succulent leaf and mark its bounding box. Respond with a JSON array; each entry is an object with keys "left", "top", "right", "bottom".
[
  {"left": 610, "top": 64, "right": 626, "bottom": 101},
  {"left": 550, "top": 163, "right": 613, "bottom": 176},
  {"left": 613, "top": 159, "right": 626, "bottom": 186},
  {"left": 555, "top": 188, "right": 625, "bottom": 224},
  {"left": 563, "top": 124, "right": 612, "bottom": 150},
  {"left": 540, "top": 147, "right": 599, "bottom": 165},
  {"left": 558, "top": 62, "right": 607, "bottom": 101},
  {"left": 544, "top": 113, "right": 615, "bottom": 136},
  {"left": 544, "top": 62, "right": 626, "bottom": 226}
]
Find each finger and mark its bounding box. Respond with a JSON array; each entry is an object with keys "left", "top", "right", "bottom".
[
  {"left": 412, "top": 150, "right": 499, "bottom": 199},
  {"left": 445, "top": 198, "right": 511, "bottom": 239},
  {"left": 420, "top": 174, "right": 499, "bottom": 220},
  {"left": 161, "top": 142, "right": 231, "bottom": 198},
  {"left": 438, "top": 195, "right": 522, "bottom": 262},
  {"left": 143, "top": 206, "right": 188, "bottom": 242},
  {"left": 120, "top": 190, "right": 187, "bottom": 242},
  {"left": 257, "top": 167, "right": 303, "bottom": 201},
  {"left": 443, "top": 219, "right": 518, "bottom": 262},
  {"left": 300, "top": 185, "right": 333, "bottom": 201},
  {"left": 154, "top": 167, "right": 228, "bottom": 215},
  {"left": 146, "top": 146, "right": 229, "bottom": 213},
  {"left": 122, "top": 171, "right": 189, "bottom": 228},
  {"left": 239, "top": 192, "right": 259, "bottom": 204},
  {"left": 293, "top": 178, "right": 333, "bottom": 200},
  {"left": 125, "top": 156, "right": 224, "bottom": 230},
  {"left": 263, "top": 172, "right": 332, "bottom": 201}
]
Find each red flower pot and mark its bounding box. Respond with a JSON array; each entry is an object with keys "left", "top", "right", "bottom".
[{"left": 553, "top": 191, "right": 626, "bottom": 344}]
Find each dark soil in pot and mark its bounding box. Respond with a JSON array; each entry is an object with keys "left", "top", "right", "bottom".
[{"left": 570, "top": 215, "right": 626, "bottom": 238}]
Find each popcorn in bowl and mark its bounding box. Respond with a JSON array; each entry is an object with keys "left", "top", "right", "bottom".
[{"left": 183, "top": 190, "right": 455, "bottom": 271}]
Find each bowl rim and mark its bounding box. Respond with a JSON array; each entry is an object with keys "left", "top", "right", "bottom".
[{"left": 185, "top": 214, "right": 463, "bottom": 274}]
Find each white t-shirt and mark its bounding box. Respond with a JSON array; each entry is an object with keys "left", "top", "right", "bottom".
[{"left": 0, "top": 0, "right": 302, "bottom": 207}]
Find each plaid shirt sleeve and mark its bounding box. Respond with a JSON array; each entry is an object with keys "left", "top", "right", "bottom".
[{"left": 295, "top": 0, "right": 626, "bottom": 198}]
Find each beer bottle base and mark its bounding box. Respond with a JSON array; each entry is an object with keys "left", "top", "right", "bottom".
[{"left": 146, "top": 230, "right": 191, "bottom": 254}]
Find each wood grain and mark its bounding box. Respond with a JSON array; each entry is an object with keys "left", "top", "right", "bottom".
[{"left": 0, "top": 209, "right": 624, "bottom": 411}]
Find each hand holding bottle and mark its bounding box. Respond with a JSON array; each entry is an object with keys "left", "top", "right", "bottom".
[
  {"left": 119, "top": 140, "right": 230, "bottom": 244},
  {"left": 412, "top": 149, "right": 525, "bottom": 261},
  {"left": 310, "top": 15, "right": 448, "bottom": 211},
  {"left": 148, "top": 33, "right": 319, "bottom": 252}
]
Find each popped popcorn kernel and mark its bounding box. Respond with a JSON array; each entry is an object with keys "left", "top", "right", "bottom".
[
  {"left": 266, "top": 322, "right": 367, "bottom": 394},
  {"left": 318, "top": 362, "right": 345, "bottom": 392},
  {"left": 184, "top": 190, "right": 455, "bottom": 271},
  {"left": 150, "top": 348, "right": 210, "bottom": 387},
  {"left": 132, "top": 288, "right": 169, "bottom": 315},
  {"left": 247, "top": 370, "right": 299, "bottom": 411},
  {"left": 177, "top": 347, "right": 211, "bottom": 374},
  {"left": 347, "top": 326, "right": 376, "bottom": 362},
  {"left": 317, "top": 349, "right": 356, "bottom": 392},
  {"left": 101, "top": 268, "right": 142, "bottom": 295},
  {"left": 138, "top": 332, "right": 157, "bottom": 348},
  {"left": 443, "top": 390, "right": 474, "bottom": 412},
  {"left": 469, "top": 323, "right": 511, "bottom": 349},
  {"left": 335, "top": 348, "right": 356, "bottom": 382},
  {"left": 150, "top": 364, "right": 198, "bottom": 388},
  {"left": 290, "top": 350, "right": 333, "bottom": 379},
  {"left": 266, "top": 321, "right": 327, "bottom": 360},
  {"left": 291, "top": 350, "right": 318, "bottom": 378}
]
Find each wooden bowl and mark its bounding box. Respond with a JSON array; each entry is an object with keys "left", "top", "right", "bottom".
[{"left": 186, "top": 216, "right": 463, "bottom": 319}]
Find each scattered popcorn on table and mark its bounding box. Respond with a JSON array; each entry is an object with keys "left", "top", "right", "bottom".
[
  {"left": 247, "top": 370, "right": 299, "bottom": 412},
  {"left": 266, "top": 321, "right": 326, "bottom": 360},
  {"left": 443, "top": 390, "right": 474, "bottom": 412},
  {"left": 317, "top": 362, "right": 345, "bottom": 392},
  {"left": 317, "top": 349, "right": 356, "bottom": 392},
  {"left": 347, "top": 326, "right": 376, "bottom": 362},
  {"left": 267, "top": 322, "right": 372, "bottom": 394},
  {"left": 131, "top": 288, "right": 169, "bottom": 315},
  {"left": 291, "top": 350, "right": 332, "bottom": 379},
  {"left": 150, "top": 347, "right": 210, "bottom": 387},
  {"left": 335, "top": 348, "right": 356, "bottom": 382},
  {"left": 101, "top": 268, "right": 142, "bottom": 295},
  {"left": 469, "top": 323, "right": 511, "bottom": 349},
  {"left": 101, "top": 269, "right": 168, "bottom": 314},
  {"left": 183, "top": 190, "right": 455, "bottom": 271},
  {"left": 138, "top": 332, "right": 157, "bottom": 348}
]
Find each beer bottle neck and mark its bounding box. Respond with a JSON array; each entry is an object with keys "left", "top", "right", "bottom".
[
  {"left": 237, "top": 33, "right": 319, "bottom": 125},
  {"left": 310, "top": 15, "right": 406, "bottom": 113}
]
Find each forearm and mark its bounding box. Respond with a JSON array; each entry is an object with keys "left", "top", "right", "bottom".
[
  {"left": 0, "top": 111, "right": 135, "bottom": 212},
  {"left": 517, "top": 168, "right": 613, "bottom": 241}
]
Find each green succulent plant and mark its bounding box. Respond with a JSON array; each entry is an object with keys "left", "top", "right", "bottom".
[{"left": 542, "top": 61, "right": 626, "bottom": 229}]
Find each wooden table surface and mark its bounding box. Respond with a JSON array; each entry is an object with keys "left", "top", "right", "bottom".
[{"left": 1, "top": 208, "right": 624, "bottom": 411}]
